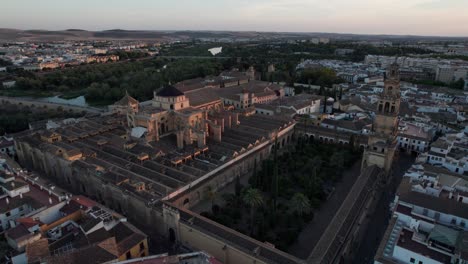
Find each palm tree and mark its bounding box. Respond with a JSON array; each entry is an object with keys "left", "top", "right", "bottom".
[
  {"left": 330, "top": 152, "right": 345, "bottom": 171},
  {"left": 242, "top": 188, "right": 264, "bottom": 235},
  {"left": 290, "top": 192, "right": 311, "bottom": 216}
]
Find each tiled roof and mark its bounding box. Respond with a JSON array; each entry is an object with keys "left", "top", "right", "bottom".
[
  {"left": 109, "top": 222, "right": 147, "bottom": 255},
  {"left": 397, "top": 178, "right": 468, "bottom": 219},
  {"left": 26, "top": 238, "right": 50, "bottom": 263},
  {"left": 114, "top": 93, "right": 138, "bottom": 106},
  {"left": 17, "top": 217, "right": 42, "bottom": 229},
  {"left": 45, "top": 244, "right": 117, "bottom": 264},
  {"left": 6, "top": 224, "right": 31, "bottom": 240}
]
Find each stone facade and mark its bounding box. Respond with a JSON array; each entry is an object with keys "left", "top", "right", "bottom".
[
  {"left": 362, "top": 63, "right": 401, "bottom": 173},
  {"left": 15, "top": 96, "right": 297, "bottom": 264}
]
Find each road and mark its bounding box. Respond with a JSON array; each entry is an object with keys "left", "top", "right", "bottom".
[
  {"left": 352, "top": 152, "right": 415, "bottom": 264},
  {"left": 158, "top": 55, "right": 232, "bottom": 59}
]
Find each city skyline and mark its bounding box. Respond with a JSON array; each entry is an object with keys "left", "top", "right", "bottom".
[{"left": 2, "top": 0, "right": 468, "bottom": 37}]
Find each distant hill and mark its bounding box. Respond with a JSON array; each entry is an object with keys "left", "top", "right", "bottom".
[
  {"left": 0, "top": 28, "right": 466, "bottom": 42},
  {"left": 65, "top": 29, "right": 87, "bottom": 32}
]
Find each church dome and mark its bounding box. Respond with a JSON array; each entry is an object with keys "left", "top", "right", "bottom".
[{"left": 156, "top": 85, "right": 184, "bottom": 97}]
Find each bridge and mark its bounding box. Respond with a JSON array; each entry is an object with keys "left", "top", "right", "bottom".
[{"left": 0, "top": 96, "right": 105, "bottom": 114}]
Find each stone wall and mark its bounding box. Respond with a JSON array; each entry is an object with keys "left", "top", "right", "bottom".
[{"left": 14, "top": 124, "right": 296, "bottom": 264}]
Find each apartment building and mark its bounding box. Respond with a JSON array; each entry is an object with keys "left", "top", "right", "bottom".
[{"left": 374, "top": 165, "right": 468, "bottom": 264}]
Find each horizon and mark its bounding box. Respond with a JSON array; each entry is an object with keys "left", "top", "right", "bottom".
[
  {"left": 2, "top": 0, "right": 468, "bottom": 38},
  {"left": 2, "top": 27, "right": 468, "bottom": 39}
]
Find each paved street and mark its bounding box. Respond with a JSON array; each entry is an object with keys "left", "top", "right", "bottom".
[{"left": 287, "top": 159, "right": 363, "bottom": 259}]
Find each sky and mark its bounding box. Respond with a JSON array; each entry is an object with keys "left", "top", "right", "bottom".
[{"left": 1, "top": 0, "right": 468, "bottom": 37}]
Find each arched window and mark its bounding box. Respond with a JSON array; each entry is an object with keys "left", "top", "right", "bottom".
[{"left": 384, "top": 102, "right": 390, "bottom": 113}]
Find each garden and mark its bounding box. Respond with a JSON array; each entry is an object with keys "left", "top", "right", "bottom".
[{"left": 201, "top": 137, "right": 362, "bottom": 251}]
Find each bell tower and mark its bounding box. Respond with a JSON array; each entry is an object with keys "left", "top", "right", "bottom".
[{"left": 362, "top": 62, "right": 401, "bottom": 173}]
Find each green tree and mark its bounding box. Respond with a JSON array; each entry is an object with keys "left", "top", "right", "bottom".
[
  {"left": 449, "top": 78, "right": 465, "bottom": 90},
  {"left": 329, "top": 151, "right": 345, "bottom": 178},
  {"left": 242, "top": 188, "right": 264, "bottom": 235},
  {"left": 235, "top": 175, "right": 242, "bottom": 197},
  {"left": 205, "top": 185, "right": 217, "bottom": 211},
  {"left": 290, "top": 192, "right": 312, "bottom": 216}
]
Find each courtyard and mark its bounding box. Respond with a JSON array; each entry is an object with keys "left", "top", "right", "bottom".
[{"left": 194, "top": 137, "right": 362, "bottom": 251}]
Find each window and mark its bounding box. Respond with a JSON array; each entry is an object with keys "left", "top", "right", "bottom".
[
  {"left": 126, "top": 252, "right": 131, "bottom": 260},
  {"left": 410, "top": 258, "right": 415, "bottom": 263},
  {"left": 5, "top": 212, "right": 10, "bottom": 217},
  {"left": 140, "top": 242, "right": 145, "bottom": 251},
  {"left": 418, "top": 261, "right": 423, "bottom": 264}
]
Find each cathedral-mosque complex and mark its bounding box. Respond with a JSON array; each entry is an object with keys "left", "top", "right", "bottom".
[
  {"left": 14, "top": 68, "right": 300, "bottom": 263},
  {"left": 13, "top": 65, "right": 401, "bottom": 264}
]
